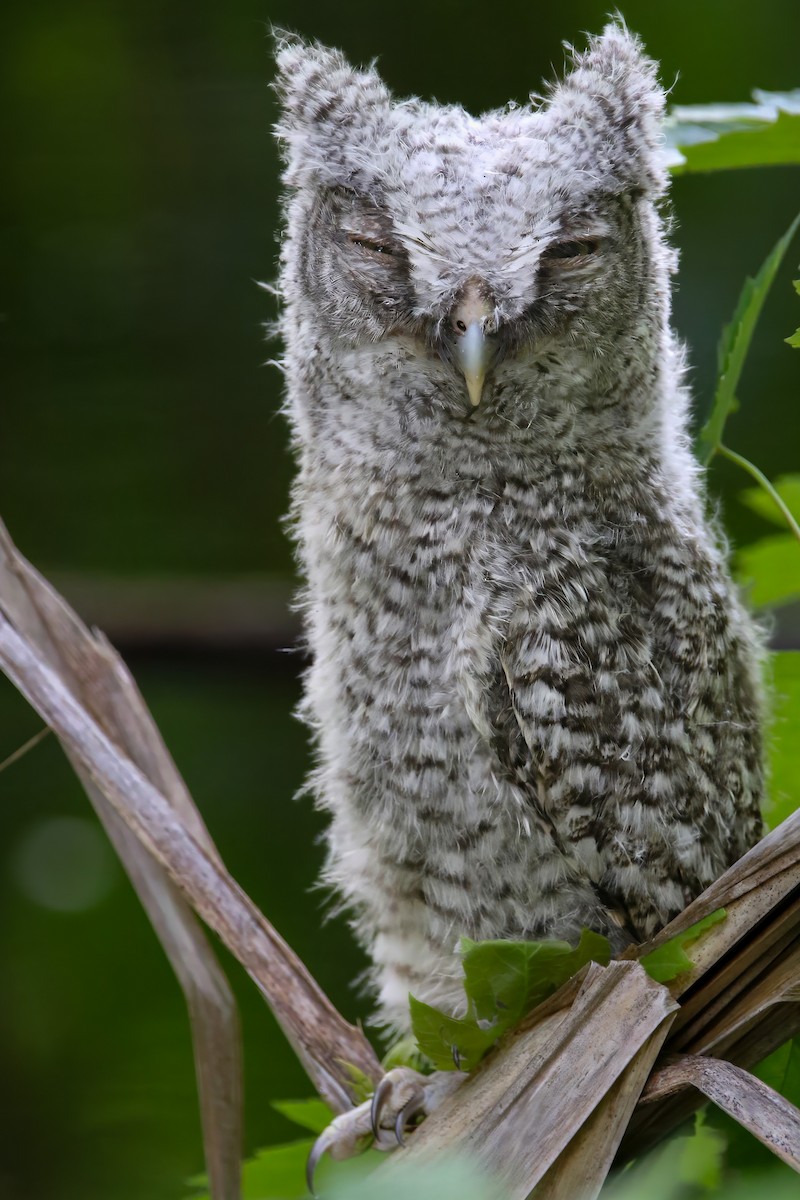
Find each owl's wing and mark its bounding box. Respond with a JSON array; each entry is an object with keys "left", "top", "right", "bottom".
[
  {"left": 497, "top": 583, "right": 687, "bottom": 943},
  {"left": 497, "top": 532, "right": 763, "bottom": 943}
]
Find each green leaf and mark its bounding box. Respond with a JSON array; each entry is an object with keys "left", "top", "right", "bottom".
[
  {"left": 640, "top": 909, "right": 727, "bottom": 984},
  {"left": 461, "top": 928, "right": 610, "bottom": 1027},
  {"left": 719, "top": 448, "right": 800, "bottom": 544},
  {"left": 187, "top": 1133, "right": 386, "bottom": 1200},
  {"left": 766, "top": 651, "right": 800, "bottom": 827},
  {"left": 382, "top": 1034, "right": 432, "bottom": 1073},
  {"left": 271, "top": 1098, "right": 333, "bottom": 1135},
  {"left": 323, "top": 1153, "right": 511, "bottom": 1200},
  {"left": 186, "top": 1137, "right": 315, "bottom": 1200},
  {"left": 739, "top": 474, "right": 800, "bottom": 528},
  {"left": 408, "top": 994, "right": 497, "bottom": 1072},
  {"left": 755, "top": 1037, "right": 800, "bottom": 1107},
  {"left": 676, "top": 1112, "right": 726, "bottom": 1192},
  {"left": 410, "top": 929, "right": 611, "bottom": 1071},
  {"left": 238, "top": 1141, "right": 316, "bottom": 1199},
  {"left": 787, "top": 278, "right": 800, "bottom": 346},
  {"left": 600, "top": 1113, "right": 726, "bottom": 1200},
  {"left": 705, "top": 1036, "right": 800, "bottom": 1177},
  {"left": 664, "top": 91, "right": 800, "bottom": 174},
  {"left": 735, "top": 534, "right": 800, "bottom": 607},
  {"left": 696, "top": 213, "right": 800, "bottom": 464},
  {"left": 337, "top": 1061, "right": 376, "bottom": 1106}
]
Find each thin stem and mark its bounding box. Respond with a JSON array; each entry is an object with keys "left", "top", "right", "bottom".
[
  {"left": 0, "top": 725, "right": 50, "bottom": 774},
  {"left": 717, "top": 443, "right": 800, "bottom": 545}
]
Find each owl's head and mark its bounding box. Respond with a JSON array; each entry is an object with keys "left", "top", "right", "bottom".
[{"left": 275, "top": 24, "right": 673, "bottom": 439}]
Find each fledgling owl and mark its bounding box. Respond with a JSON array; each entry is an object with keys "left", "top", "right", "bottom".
[{"left": 273, "top": 23, "right": 764, "bottom": 1035}]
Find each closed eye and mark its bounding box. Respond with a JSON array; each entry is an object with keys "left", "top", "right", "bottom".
[
  {"left": 348, "top": 233, "right": 396, "bottom": 256},
  {"left": 541, "top": 238, "right": 601, "bottom": 263}
]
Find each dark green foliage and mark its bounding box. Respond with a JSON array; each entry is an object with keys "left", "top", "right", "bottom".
[
  {"left": 787, "top": 280, "right": 800, "bottom": 347},
  {"left": 767, "top": 652, "right": 800, "bottom": 827},
  {"left": 696, "top": 213, "right": 800, "bottom": 465}
]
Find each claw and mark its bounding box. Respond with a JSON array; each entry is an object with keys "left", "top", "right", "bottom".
[
  {"left": 370, "top": 1075, "right": 394, "bottom": 1140},
  {"left": 394, "top": 1096, "right": 424, "bottom": 1146},
  {"left": 306, "top": 1068, "right": 462, "bottom": 1188},
  {"left": 306, "top": 1128, "right": 332, "bottom": 1198}
]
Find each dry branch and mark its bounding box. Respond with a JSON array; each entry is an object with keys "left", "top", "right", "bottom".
[
  {"left": 0, "top": 522, "right": 381, "bottom": 1193},
  {"left": 645, "top": 1055, "right": 800, "bottom": 1171},
  {"left": 2, "top": 516, "right": 800, "bottom": 1200},
  {"left": 0, "top": 610, "right": 381, "bottom": 1104},
  {"left": 618, "top": 807, "right": 800, "bottom": 1162},
  {"left": 0, "top": 524, "right": 244, "bottom": 1200},
  {"left": 390, "top": 961, "right": 677, "bottom": 1200}
]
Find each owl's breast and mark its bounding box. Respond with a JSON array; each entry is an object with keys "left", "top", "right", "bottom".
[{"left": 298, "top": 464, "right": 520, "bottom": 818}]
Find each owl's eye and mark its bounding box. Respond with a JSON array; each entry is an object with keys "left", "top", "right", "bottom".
[
  {"left": 541, "top": 238, "right": 601, "bottom": 262},
  {"left": 348, "top": 233, "right": 396, "bottom": 257}
]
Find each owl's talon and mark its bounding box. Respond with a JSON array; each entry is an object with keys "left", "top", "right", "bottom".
[
  {"left": 370, "top": 1074, "right": 394, "bottom": 1140},
  {"left": 394, "top": 1105, "right": 407, "bottom": 1146},
  {"left": 394, "top": 1095, "right": 423, "bottom": 1145},
  {"left": 306, "top": 1068, "right": 466, "bottom": 1184},
  {"left": 306, "top": 1128, "right": 332, "bottom": 1197}
]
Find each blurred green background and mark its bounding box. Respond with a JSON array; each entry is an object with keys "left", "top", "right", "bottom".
[{"left": 1, "top": 2, "right": 798, "bottom": 1198}]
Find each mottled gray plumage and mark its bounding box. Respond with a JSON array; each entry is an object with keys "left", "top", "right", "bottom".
[{"left": 273, "top": 24, "right": 764, "bottom": 1033}]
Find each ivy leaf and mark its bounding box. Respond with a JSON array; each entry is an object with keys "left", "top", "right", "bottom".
[
  {"left": 410, "top": 929, "right": 611, "bottom": 1071},
  {"left": 735, "top": 534, "right": 800, "bottom": 608},
  {"left": 696, "top": 213, "right": 800, "bottom": 464},
  {"left": 408, "top": 994, "right": 497, "bottom": 1071},
  {"left": 640, "top": 910, "right": 727, "bottom": 984},
  {"left": 461, "top": 928, "right": 611, "bottom": 1027}
]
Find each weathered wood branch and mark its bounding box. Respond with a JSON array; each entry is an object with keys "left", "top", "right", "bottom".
[
  {"left": 389, "top": 961, "right": 677, "bottom": 1200},
  {"left": 0, "top": 522, "right": 381, "bottom": 1200},
  {"left": 0, "top": 609, "right": 382, "bottom": 1099},
  {"left": 645, "top": 1055, "right": 800, "bottom": 1171},
  {"left": 618, "top": 804, "right": 800, "bottom": 1162},
  {"left": 0, "top": 524, "right": 244, "bottom": 1200},
  {"left": 1, "top": 516, "right": 799, "bottom": 1200}
]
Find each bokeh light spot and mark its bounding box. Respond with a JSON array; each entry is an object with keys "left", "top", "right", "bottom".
[{"left": 10, "top": 816, "right": 117, "bottom": 912}]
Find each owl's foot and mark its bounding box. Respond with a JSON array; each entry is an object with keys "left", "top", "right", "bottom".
[{"left": 306, "top": 1068, "right": 465, "bottom": 1193}]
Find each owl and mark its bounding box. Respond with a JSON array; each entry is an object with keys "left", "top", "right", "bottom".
[{"left": 273, "top": 24, "right": 764, "bottom": 1046}]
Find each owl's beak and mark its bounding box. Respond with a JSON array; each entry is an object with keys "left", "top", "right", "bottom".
[{"left": 451, "top": 283, "right": 492, "bottom": 407}]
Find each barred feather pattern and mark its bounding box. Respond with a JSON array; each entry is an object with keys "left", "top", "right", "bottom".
[{"left": 273, "top": 23, "right": 764, "bottom": 1030}]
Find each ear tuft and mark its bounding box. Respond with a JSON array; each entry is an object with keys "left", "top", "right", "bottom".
[
  {"left": 271, "top": 30, "right": 392, "bottom": 186},
  {"left": 272, "top": 31, "right": 391, "bottom": 142},
  {"left": 545, "top": 21, "right": 667, "bottom": 195}
]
